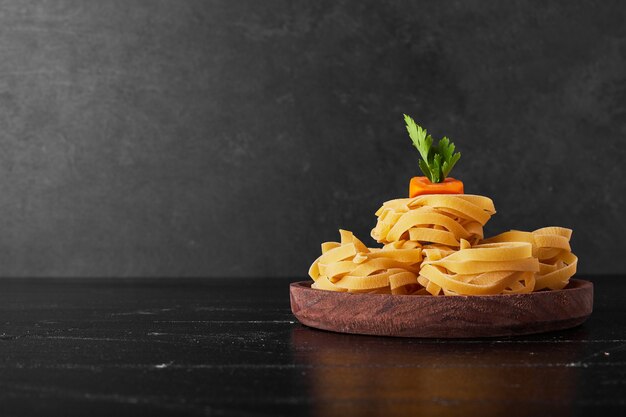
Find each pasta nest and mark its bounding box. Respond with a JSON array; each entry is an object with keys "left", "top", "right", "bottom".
[
  {"left": 371, "top": 194, "right": 496, "bottom": 247},
  {"left": 309, "top": 230, "right": 423, "bottom": 295},
  {"left": 309, "top": 195, "right": 578, "bottom": 296}
]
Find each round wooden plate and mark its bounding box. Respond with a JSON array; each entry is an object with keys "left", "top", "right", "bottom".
[{"left": 290, "top": 279, "right": 593, "bottom": 338}]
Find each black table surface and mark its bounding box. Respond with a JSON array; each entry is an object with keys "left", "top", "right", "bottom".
[{"left": 0, "top": 277, "right": 623, "bottom": 417}]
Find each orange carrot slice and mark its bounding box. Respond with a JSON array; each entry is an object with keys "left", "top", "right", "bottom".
[{"left": 409, "top": 176, "right": 464, "bottom": 198}]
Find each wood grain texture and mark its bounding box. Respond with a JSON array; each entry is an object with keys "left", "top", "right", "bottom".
[{"left": 290, "top": 279, "right": 593, "bottom": 338}]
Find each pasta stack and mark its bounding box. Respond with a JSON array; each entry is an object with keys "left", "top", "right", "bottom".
[
  {"left": 309, "top": 195, "right": 578, "bottom": 296},
  {"left": 419, "top": 240, "right": 539, "bottom": 295},
  {"left": 371, "top": 194, "right": 496, "bottom": 246},
  {"left": 481, "top": 227, "right": 578, "bottom": 291},
  {"left": 308, "top": 230, "right": 423, "bottom": 295}
]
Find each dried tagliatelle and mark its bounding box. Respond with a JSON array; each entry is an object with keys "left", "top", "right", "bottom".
[
  {"left": 371, "top": 194, "right": 496, "bottom": 247},
  {"left": 418, "top": 239, "right": 539, "bottom": 295},
  {"left": 481, "top": 227, "right": 578, "bottom": 290},
  {"left": 306, "top": 115, "right": 579, "bottom": 295},
  {"left": 308, "top": 230, "right": 423, "bottom": 294}
]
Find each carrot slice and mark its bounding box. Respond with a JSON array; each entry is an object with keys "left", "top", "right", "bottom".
[{"left": 409, "top": 176, "right": 464, "bottom": 198}]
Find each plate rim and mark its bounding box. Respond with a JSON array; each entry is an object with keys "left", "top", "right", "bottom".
[{"left": 289, "top": 279, "right": 594, "bottom": 338}]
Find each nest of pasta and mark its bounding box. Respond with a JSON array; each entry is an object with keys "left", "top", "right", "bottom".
[{"left": 308, "top": 194, "right": 578, "bottom": 296}]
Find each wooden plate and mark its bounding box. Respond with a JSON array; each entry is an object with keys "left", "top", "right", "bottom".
[{"left": 290, "top": 279, "right": 593, "bottom": 338}]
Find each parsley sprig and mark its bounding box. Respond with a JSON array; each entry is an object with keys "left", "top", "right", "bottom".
[{"left": 403, "top": 114, "right": 461, "bottom": 183}]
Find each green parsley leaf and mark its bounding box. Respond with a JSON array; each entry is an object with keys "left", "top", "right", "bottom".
[
  {"left": 432, "top": 154, "right": 442, "bottom": 183},
  {"left": 418, "top": 159, "right": 433, "bottom": 182},
  {"left": 403, "top": 115, "right": 461, "bottom": 183}
]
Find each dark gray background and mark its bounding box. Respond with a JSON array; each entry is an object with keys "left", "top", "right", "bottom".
[{"left": 0, "top": 0, "right": 623, "bottom": 277}]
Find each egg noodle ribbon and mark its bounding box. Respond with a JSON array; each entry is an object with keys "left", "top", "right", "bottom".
[{"left": 309, "top": 195, "right": 577, "bottom": 295}]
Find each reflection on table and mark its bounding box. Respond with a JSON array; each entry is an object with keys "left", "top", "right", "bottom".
[{"left": 291, "top": 326, "right": 586, "bottom": 416}]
